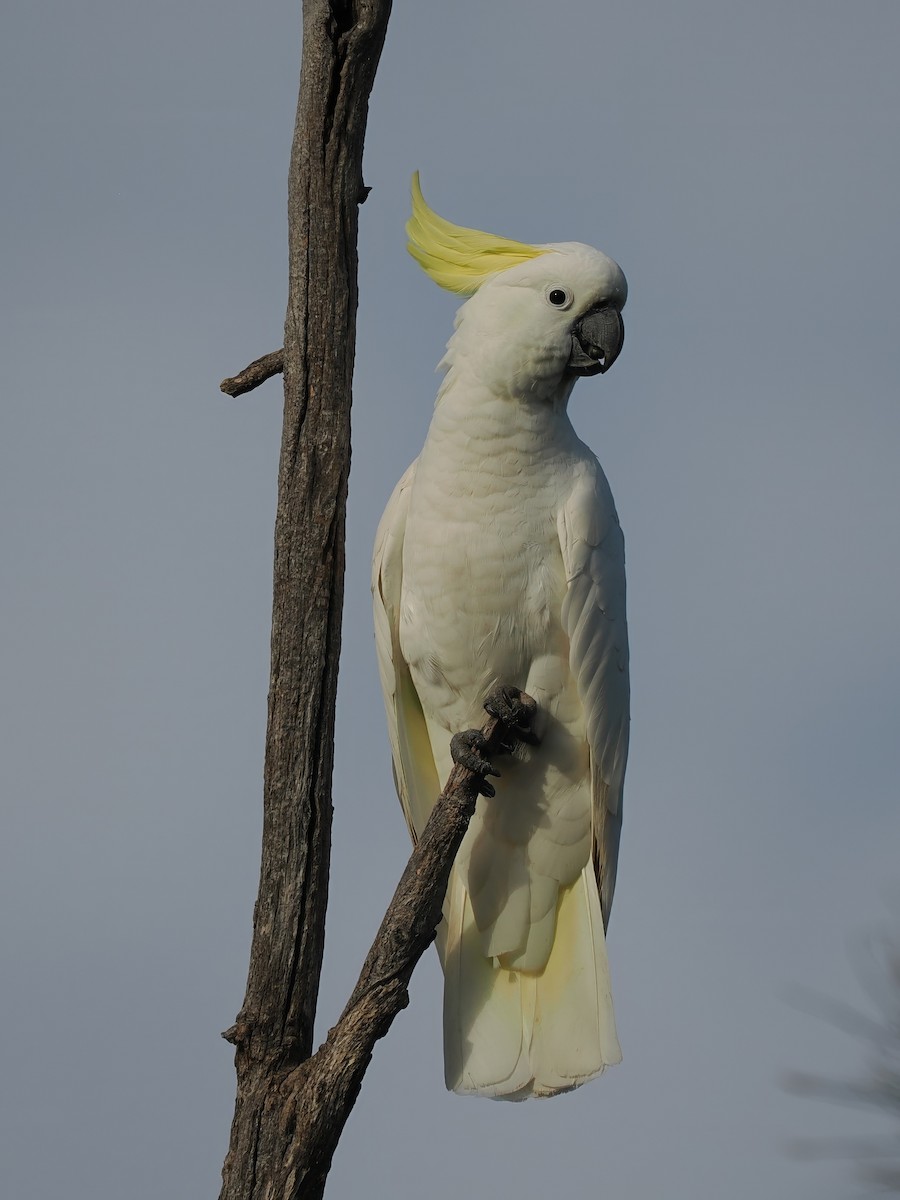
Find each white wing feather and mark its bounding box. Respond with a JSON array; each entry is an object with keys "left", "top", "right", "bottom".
[
  {"left": 371, "top": 460, "right": 440, "bottom": 841},
  {"left": 558, "top": 463, "right": 630, "bottom": 927}
]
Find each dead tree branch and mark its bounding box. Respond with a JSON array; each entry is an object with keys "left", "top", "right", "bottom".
[
  {"left": 225, "top": 689, "right": 537, "bottom": 1198},
  {"left": 220, "top": 349, "right": 284, "bottom": 397}
]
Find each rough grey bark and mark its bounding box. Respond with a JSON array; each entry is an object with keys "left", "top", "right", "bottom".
[
  {"left": 218, "top": 2, "right": 391, "bottom": 1198},
  {"left": 221, "top": 680, "right": 534, "bottom": 1198},
  {"left": 250, "top": 692, "right": 537, "bottom": 1197},
  {"left": 220, "top": 349, "right": 284, "bottom": 398}
]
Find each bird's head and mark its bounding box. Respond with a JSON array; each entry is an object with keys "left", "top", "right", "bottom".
[{"left": 406, "top": 174, "right": 626, "bottom": 399}]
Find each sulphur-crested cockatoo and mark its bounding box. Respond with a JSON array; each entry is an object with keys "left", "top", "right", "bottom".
[{"left": 372, "top": 175, "right": 629, "bottom": 1099}]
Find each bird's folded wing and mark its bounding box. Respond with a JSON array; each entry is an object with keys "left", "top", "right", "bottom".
[
  {"left": 371, "top": 460, "right": 440, "bottom": 841},
  {"left": 558, "top": 465, "right": 630, "bottom": 927}
]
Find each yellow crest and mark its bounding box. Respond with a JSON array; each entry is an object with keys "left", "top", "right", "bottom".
[{"left": 406, "top": 172, "right": 546, "bottom": 295}]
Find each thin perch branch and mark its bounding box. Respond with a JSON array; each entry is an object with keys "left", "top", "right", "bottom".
[
  {"left": 220, "top": 348, "right": 284, "bottom": 397},
  {"left": 224, "top": 687, "right": 536, "bottom": 1199}
]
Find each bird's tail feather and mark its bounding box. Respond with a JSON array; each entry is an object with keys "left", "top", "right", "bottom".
[{"left": 441, "top": 864, "right": 621, "bottom": 1099}]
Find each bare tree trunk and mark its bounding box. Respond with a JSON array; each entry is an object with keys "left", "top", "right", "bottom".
[{"left": 219, "top": 2, "right": 391, "bottom": 1197}]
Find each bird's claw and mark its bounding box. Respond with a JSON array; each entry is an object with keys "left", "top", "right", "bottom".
[
  {"left": 484, "top": 685, "right": 540, "bottom": 747},
  {"left": 450, "top": 729, "right": 500, "bottom": 797}
]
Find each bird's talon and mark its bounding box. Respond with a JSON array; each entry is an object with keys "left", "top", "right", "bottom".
[
  {"left": 483, "top": 684, "right": 520, "bottom": 722},
  {"left": 450, "top": 730, "right": 501, "bottom": 785},
  {"left": 484, "top": 685, "right": 539, "bottom": 747}
]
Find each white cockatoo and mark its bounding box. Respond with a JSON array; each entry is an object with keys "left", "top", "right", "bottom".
[{"left": 372, "top": 175, "right": 630, "bottom": 1099}]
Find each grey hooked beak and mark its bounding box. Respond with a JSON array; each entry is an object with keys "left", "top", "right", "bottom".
[{"left": 567, "top": 305, "right": 625, "bottom": 376}]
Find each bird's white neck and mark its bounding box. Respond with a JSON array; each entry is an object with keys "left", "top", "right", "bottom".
[{"left": 420, "top": 369, "right": 583, "bottom": 477}]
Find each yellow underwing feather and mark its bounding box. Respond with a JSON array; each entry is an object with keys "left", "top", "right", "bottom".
[{"left": 406, "top": 172, "right": 547, "bottom": 295}]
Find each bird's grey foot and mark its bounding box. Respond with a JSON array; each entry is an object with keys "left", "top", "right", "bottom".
[
  {"left": 450, "top": 729, "right": 500, "bottom": 797},
  {"left": 484, "top": 685, "right": 540, "bottom": 747}
]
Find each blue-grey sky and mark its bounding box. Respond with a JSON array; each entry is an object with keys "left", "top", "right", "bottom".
[{"left": 3, "top": 2, "right": 899, "bottom": 1197}]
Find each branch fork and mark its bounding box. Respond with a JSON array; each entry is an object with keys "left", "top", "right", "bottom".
[{"left": 222, "top": 686, "right": 537, "bottom": 1199}]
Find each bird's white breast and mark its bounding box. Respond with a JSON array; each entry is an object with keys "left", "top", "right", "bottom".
[{"left": 399, "top": 383, "right": 586, "bottom": 736}]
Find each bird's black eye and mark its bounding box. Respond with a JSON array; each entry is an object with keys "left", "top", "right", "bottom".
[{"left": 546, "top": 286, "right": 572, "bottom": 309}]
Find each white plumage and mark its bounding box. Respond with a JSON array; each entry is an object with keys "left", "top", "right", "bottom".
[{"left": 372, "top": 179, "right": 630, "bottom": 1099}]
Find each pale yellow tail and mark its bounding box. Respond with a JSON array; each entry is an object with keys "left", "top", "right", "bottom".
[{"left": 439, "top": 864, "right": 621, "bottom": 1099}]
